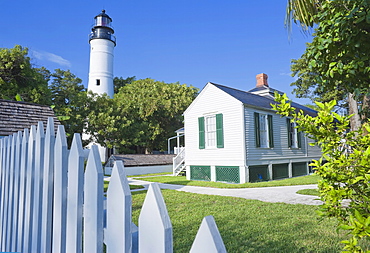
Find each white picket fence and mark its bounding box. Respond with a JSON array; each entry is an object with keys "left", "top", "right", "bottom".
[{"left": 0, "top": 118, "right": 227, "bottom": 253}]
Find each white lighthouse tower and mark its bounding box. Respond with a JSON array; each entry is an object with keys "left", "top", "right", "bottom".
[
  {"left": 86, "top": 10, "right": 116, "bottom": 162},
  {"left": 88, "top": 10, "right": 116, "bottom": 97}
]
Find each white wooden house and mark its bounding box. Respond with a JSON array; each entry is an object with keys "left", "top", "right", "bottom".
[{"left": 174, "top": 73, "right": 321, "bottom": 183}]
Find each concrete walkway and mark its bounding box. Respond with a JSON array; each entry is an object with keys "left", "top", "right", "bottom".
[{"left": 126, "top": 178, "right": 322, "bottom": 206}]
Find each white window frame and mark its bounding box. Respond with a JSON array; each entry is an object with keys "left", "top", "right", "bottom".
[
  {"left": 289, "top": 121, "right": 299, "bottom": 148},
  {"left": 259, "top": 114, "right": 269, "bottom": 148},
  {"left": 205, "top": 115, "right": 216, "bottom": 148}
]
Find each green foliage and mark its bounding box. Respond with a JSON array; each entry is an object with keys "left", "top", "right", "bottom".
[
  {"left": 115, "top": 78, "right": 198, "bottom": 152},
  {"left": 285, "top": 0, "right": 319, "bottom": 32},
  {"left": 0, "top": 45, "right": 51, "bottom": 104},
  {"left": 290, "top": 0, "right": 370, "bottom": 117},
  {"left": 273, "top": 92, "right": 370, "bottom": 252},
  {"left": 49, "top": 69, "right": 90, "bottom": 146},
  {"left": 113, "top": 76, "right": 135, "bottom": 94}
]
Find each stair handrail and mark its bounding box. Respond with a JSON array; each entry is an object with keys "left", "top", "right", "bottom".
[{"left": 173, "top": 148, "right": 185, "bottom": 176}]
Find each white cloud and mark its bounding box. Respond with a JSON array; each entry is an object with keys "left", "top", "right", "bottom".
[
  {"left": 279, "top": 72, "right": 292, "bottom": 77},
  {"left": 32, "top": 50, "right": 71, "bottom": 68}
]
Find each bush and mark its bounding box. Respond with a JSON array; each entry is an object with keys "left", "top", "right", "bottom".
[{"left": 273, "top": 93, "right": 370, "bottom": 252}]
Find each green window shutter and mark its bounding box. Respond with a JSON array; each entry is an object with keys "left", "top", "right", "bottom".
[
  {"left": 216, "top": 113, "right": 224, "bottom": 148},
  {"left": 287, "top": 118, "right": 292, "bottom": 147},
  {"left": 268, "top": 115, "right": 274, "bottom": 148},
  {"left": 297, "top": 130, "right": 302, "bottom": 148},
  {"left": 198, "top": 117, "right": 205, "bottom": 149},
  {"left": 254, "top": 112, "right": 260, "bottom": 147}
]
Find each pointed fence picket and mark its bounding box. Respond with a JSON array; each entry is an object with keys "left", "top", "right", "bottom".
[
  {"left": 84, "top": 145, "right": 104, "bottom": 253},
  {"left": 40, "top": 118, "right": 55, "bottom": 253},
  {"left": 105, "top": 160, "right": 132, "bottom": 252},
  {"left": 17, "top": 128, "right": 28, "bottom": 251},
  {"left": 0, "top": 118, "right": 227, "bottom": 253}
]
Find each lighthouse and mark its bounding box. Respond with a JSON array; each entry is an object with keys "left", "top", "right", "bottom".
[
  {"left": 88, "top": 10, "right": 116, "bottom": 97},
  {"left": 86, "top": 10, "right": 116, "bottom": 162}
]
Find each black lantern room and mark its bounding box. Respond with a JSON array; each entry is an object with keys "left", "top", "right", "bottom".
[{"left": 89, "top": 10, "right": 116, "bottom": 45}]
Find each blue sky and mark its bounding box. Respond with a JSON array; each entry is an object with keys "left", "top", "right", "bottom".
[{"left": 2, "top": 0, "right": 313, "bottom": 103}]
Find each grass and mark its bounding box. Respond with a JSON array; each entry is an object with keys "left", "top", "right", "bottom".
[
  {"left": 297, "top": 188, "right": 320, "bottom": 196},
  {"left": 131, "top": 189, "right": 349, "bottom": 252},
  {"left": 128, "top": 172, "right": 171, "bottom": 177},
  {"left": 103, "top": 180, "right": 144, "bottom": 192},
  {"left": 133, "top": 174, "right": 320, "bottom": 188}
]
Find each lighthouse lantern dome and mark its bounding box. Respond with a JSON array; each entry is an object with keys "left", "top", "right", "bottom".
[
  {"left": 89, "top": 10, "right": 116, "bottom": 45},
  {"left": 94, "top": 10, "right": 113, "bottom": 30}
]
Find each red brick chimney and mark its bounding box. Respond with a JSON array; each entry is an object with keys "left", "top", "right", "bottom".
[{"left": 256, "top": 73, "right": 268, "bottom": 87}]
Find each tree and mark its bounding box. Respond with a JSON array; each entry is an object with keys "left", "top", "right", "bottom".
[
  {"left": 290, "top": 56, "right": 347, "bottom": 112},
  {"left": 287, "top": 0, "right": 370, "bottom": 130},
  {"left": 50, "top": 69, "right": 90, "bottom": 145},
  {"left": 285, "top": 0, "right": 319, "bottom": 32},
  {"left": 113, "top": 76, "right": 136, "bottom": 94},
  {"left": 273, "top": 93, "right": 370, "bottom": 252},
  {"left": 87, "top": 78, "right": 198, "bottom": 153},
  {"left": 0, "top": 45, "right": 51, "bottom": 104}
]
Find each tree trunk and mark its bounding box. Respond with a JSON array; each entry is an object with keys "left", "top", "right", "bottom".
[
  {"left": 362, "top": 94, "right": 370, "bottom": 121},
  {"left": 361, "top": 94, "right": 370, "bottom": 134},
  {"left": 348, "top": 93, "right": 361, "bottom": 131}
]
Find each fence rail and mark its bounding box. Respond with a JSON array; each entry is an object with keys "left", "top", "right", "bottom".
[{"left": 0, "top": 118, "right": 227, "bottom": 252}]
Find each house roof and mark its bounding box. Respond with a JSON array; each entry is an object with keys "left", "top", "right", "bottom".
[
  {"left": 0, "top": 99, "right": 60, "bottom": 136},
  {"left": 107, "top": 154, "right": 175, "bottom": 167},
  {"left": 211, "top": 83, "right": 317, "bottom": 117},
  {"left": 175, "top": 127, "right": 184, "bottom": 134}
]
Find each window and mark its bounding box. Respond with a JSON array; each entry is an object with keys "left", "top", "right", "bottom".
[
  {"left": 287, "top": 118, "right": 301, "bottom": 148},
  {"left": 254, "top": 112, "right": 274, "bottom": 148},
  {"left": 96, "top": 79, "right": 101, "bottom": 86},
  {"left": 198, "top": 113, "right": 223, "bottom": 149},
  {"left": 205, "top": 115, "right": 216, "bottom": 148}
]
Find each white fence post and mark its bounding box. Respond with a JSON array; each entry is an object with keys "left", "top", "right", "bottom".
[
  {"left": 16, "top": 129, "right": 28, "bottom": 252},
  {"left": 0, "top": 137, "right": 3, "bottom": 249},
  {"left": 31, "top": 121, "right": 45, "bottom": 253},
  {"left": 5, "top": 133, "right": 16, "bottom": 250},
  {"left": 84, "top": 145, "right": 104, "bottom": 253},
  {"left": 0, "top": 137, "right": 4, "bottom": 248},
  {"left": 190, "top": 215, "right": 227, "bottom": 253},
  {"left": 10, "top": 131, "right": 22, "bottom": 252},
  {"left": 105, "top": 160, "right": 132, "bottom": 253},
  {"left": 52, "top": 125, "right": 68, "bottom": 253},
  {"left": 1, "top": 136, "right": 11, "bottom": 251},
  {"left": 139, "top": 183, "right": 173, "bottom": 253},
  {"left": 66, "top": 133, "right": 85, "bottom": 253},
  {"left": 23, "top": 125, "right": 36, "bottom": 253},
  {"left": 41, "top": 118, "right": 55, "bottom": 253}
]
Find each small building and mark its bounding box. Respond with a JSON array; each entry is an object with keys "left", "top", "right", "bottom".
[
  {"left": 176, "top": 73, "right": 321, "bottom": 183},
  {"left": 105, "top": 154, "right": 175, "bottom": 176},
  {"left": 0, "top": 99, "right": 60, "bottom": 138}
]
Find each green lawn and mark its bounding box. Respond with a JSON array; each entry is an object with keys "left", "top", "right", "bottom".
[
  {"left": 128, "top": 172, "right": 171, "bottom": 177},
  {"left": 133, "top": 174, "right": 320, "bottom": 188},
  {"left": 104, "top": 180, "right": 144, "bottom": 192},
  {"left": 131, "top": 189, "right": 349, "bottom": 252},
  {"left": 296, "top": 188, "right": 320, "bottom": 196}
]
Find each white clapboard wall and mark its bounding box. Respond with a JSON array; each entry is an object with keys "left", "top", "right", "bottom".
[{"left": 0, "top": 118, "right": 227, "bottom": 253}]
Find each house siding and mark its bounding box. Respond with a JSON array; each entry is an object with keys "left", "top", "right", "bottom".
[
  {"left": 244, "top": 106, "right": 321, "bottom": 166},
  {"left": 184, "top": 84, "right": 245, "bottom": 168}
]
